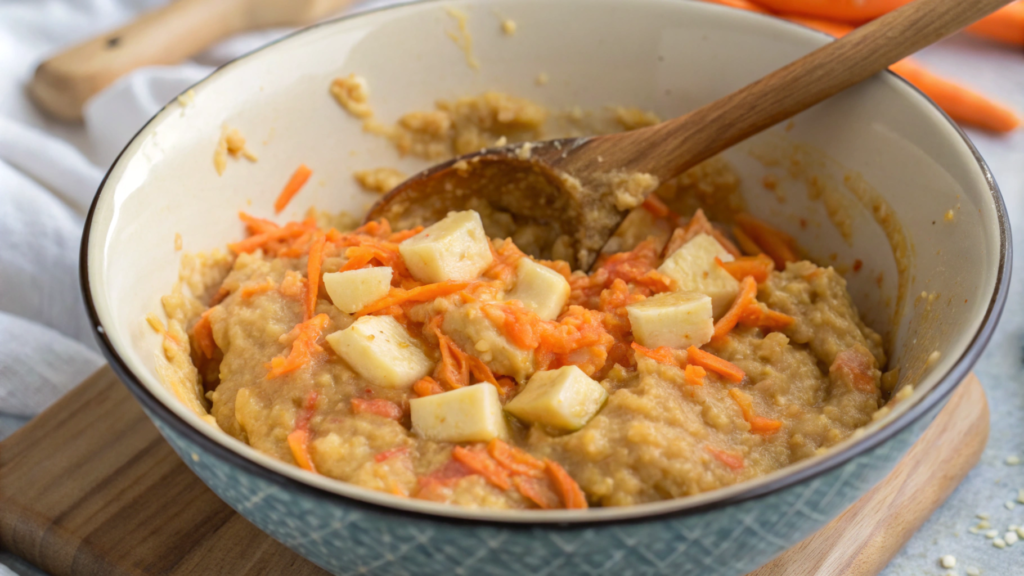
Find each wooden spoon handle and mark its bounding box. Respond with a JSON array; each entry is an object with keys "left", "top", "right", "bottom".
[
  {"left": 28, "top": 0, "right": 257, "bottom": 122},
  {"left": 572, "top": 0, "right": 1015, "bottom": 180}
]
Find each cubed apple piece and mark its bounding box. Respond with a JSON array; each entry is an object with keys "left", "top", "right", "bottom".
[
  {"left": 398, "top": 210, "right": 494, "bottom": 283},
  {"left": 506, "top": 258, "right": 570, "bottom": 321},
  {"left": 410, "top": 383, "right": 509, "bottom": 442},
  {"left": 627, "top": 291, "right": 713, "bottom": 349},
  {"left": 326, "top": 315, "right": 432, "bottom": 389},
  {"left": 504, "top": 366, "right": 608, "bottom": 431},
  {"left": 323, "top": 267, "right": 393, "bottom": 314},
  {"left": 657, "top": 233, "right": 739, "bottom": 318}
]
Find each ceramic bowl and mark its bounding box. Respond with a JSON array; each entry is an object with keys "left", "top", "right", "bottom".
[{"left": 80, "top": 0, "right": 1010, "bottom": 574}]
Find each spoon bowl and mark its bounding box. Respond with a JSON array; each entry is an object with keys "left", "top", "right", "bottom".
[{"left": 368, "top": 0, "right": 1014, "bottom": 270}]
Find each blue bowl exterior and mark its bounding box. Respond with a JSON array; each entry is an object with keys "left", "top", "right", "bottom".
[{"left": 146, "top": 400, "right": 940, "bottom": 576}]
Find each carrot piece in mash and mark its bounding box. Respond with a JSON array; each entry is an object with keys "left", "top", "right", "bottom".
[
  {"left": 545, "top": 459, "right": 588, "bottom": 510},
  {"left": 239, "top": 279, "right": 276, "bottom": 299},
  {"left": 287, "top": 391, "right": 320, "bottom": 472},
  {"left": 356, "top": 281, "right": 472, "bottom": 316},
  {"left": 452, "top": 446, "right": 511, "bottom": 490},
  {"left": 513, "top": 476, "right": 562, "bottom": 509},
  {"left": 374, "top": 446, "right": 410, "bottom": 463},
  {"left": 351, "top": 398, "right": 404, "bottom": 420},
  {"left": 274, "top": 164, "right": 313, "bottom": 214},
  {"left": 713, "top": 276, "right": 759, "bottom": 341},
  {"left": 413, "top": 376, "right": 445, "bottom": 397},
  {"left": 729, "top": 388, "right": 783, "bottom": 436},
  {"left": 192, "top": 308, "right": 216, "bottom": 358},
  {"left": 266, "top": 313, "right": 330, "bottom": 378},
  {"left": 434, "top": 328, "right": 470, "bottom": 390},
  {"left": 287, "top": 430, "right": 315, "bottom": 472},
  {"left": 631, "top": 342, "right": 679, "bottom": 367},
  {"left": 686, "top": 346, "right": 745, "bottom": 382},
  {"left": 305, "top": 233, "right": 327, "bottom": 320},
  {"left": 386, "top": 226, "right": 425, "bottom": 243},
  {"left": 641, "top": 194, "right": 674, "bottom": 219},
  {"left": 706, "top": 446, "right": 745, "bottom": 470},
  {"left": 716, "top": 254, "right": 775, "bottom": 282},
  {"left": 734, "top": 214, "right": 798, "bottom": 269},
  {"left": 488, "top": 439, "right": 546, "bottom": 478},
  {"left": 684, "top": 364, "right": 707, "bottom": 386}
]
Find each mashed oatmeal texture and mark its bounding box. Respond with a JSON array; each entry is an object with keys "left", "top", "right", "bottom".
[{"left": 160, "top": 199, "right": 886, "bottom": 509}]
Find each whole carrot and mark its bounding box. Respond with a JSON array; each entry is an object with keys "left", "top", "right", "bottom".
[
  {"left": 967, "top": 2, "right": 1024, "bottom": 46},
  {"left": 890, "top": 60, "right": 1022, "bottom": 133}
]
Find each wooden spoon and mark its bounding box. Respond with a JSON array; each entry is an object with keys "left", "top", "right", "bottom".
[
  {"left": 29, "top": 0, "right": 353, "bottom": 122},
  {"left": 367, "top": 0, "right": 1013, "bottom": 270}
]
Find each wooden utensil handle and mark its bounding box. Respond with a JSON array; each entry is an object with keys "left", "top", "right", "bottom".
[
  {"left": 581, "top": 0, "right": 1015, "bottom": 179},
  {"left": 28, "top": 0, "right": 252, "bottom": 122}
]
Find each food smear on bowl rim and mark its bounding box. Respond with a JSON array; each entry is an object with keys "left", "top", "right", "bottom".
[{"left": 153, "top": 91, "right": 907, "bottom": 511}]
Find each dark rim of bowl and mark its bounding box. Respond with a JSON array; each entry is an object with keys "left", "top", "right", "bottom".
[{"left": 79, "top": 0, "right": 1011, "bottom": 528}]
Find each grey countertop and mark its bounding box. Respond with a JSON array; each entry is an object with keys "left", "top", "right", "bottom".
[{"left": 2, "top": 30, "right": 1022, "bottom": 576}]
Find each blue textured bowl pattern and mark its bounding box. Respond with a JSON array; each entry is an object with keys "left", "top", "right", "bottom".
[{"left": 146, "top": 398, "right": 940, "bottom": 576}]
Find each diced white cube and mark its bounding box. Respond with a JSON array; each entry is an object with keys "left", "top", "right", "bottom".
[
  {"left": 410, "top": 383, "right": 509, "bottom": 442},
  {"left": 506, "top": 258, "right": 570, "bottom": 320},
  {"left": 326, "top": 315, "right": 433, "bottom": 389},
  {"left": 627, "top": 291, "right": 713, "bottom": 349},
  {"left": 504, "top": 366, "right": 608, "bottom": 431},
  {"left": 443, "top": 304, "right": 536, "bottom": 382},
  {"left": 657, "top": 233, "right": 739, "bottom": 318},
  {"left": 323, "top": 267, "right": 393, "bottom": 314},
  {"left": 399, "top": 210, "right": 494, "bottom": 283}
]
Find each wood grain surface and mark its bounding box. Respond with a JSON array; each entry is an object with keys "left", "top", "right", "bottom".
[{"left": 0, "top": 367, "right": 987, "bottom": 576}]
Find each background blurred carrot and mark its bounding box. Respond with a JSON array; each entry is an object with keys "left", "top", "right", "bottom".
[
  {"left": 889, "top": 60, "right": 1022, "bottom": 132},
  {"left": 700, "top": 0, "right": 1022, "bottom": 132},
  {"left": 701, "top": 0, "right": 772, "bottom": 13},
  {"left": 745, "top": 0, "right": 909, "bottom": 23},
  {"left": 966, "top": 2, "right": 1024, "bottom": 46}
]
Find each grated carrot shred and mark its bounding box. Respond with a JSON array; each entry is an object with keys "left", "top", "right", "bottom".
[
  {"left": 729, "top": 388, "right": 783, "bottom": 436},
  {"left": 705, "top": 446, "right": 745, "bottom": 470},
  {"left": 433, "top": 327, "right": 470, "bottom": 390},
  {"left": 451, "top": 446, "right": 511, "bottom": 490},
  {"left": 715, "top": 254, "right": 775, "bottom": 282},
  {"left": 305, "top": 232, "right": 327, "bottom": 320},
  {"left": 240, "top": 279, "right": 276, "bottom": 299},
  {"left": 266, "top": 314, "right": 330, "bottom": 378},
  {"left": 412, "top": 376, "right": 445, "bottom": 397},
  {"left": 357, "top": 281, "right": 471, "bottom": 316},
  {"left": 287, "top": 390, "right": 319, "bottom": 472},
  {"left": 351, "top": 398, "right": 404, "bottom": 420},
  {"left": 641, "top": 194, "right": 674, "bottom": 219},
  {"left": 686, "top": 346, "right": 745, "bottom": 382},
  {"left": 630, "top": 342, "right": 679, "bottom": 367},
  {"left": 513, "top": 475, "right": 562, "bottom": 509},
  {"left": 713, "top": 276, "right": 759, "bottom": 340},
  {"left": 545, "top": 459, "right": 588, "bottom": 509},
  {"left": 684, "top": 364, "right": 707, "bottom": 386},
  {"left": 734, "top": 214, "right": 798, "bottom": 269},
  {"left": 274, "top": 164, "right": 313, "bottom": 214},
  {"left": 375, "top": 446, "right": 410, "bottom": 463},
  {"left": 192, "top": 308, "right": 216, "bottom": 358},
  {"left": 487, "top": 439, "right": 546, "bottom": 478}
]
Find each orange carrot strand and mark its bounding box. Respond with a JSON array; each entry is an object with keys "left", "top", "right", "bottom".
[
  {"left": 686, "top": 346, "right": 745, "bottom": 383},
  {"left": 274, "top": 164, "right": 313, "bottom": 214}
]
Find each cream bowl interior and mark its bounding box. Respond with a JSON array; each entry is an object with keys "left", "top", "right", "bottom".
[{"left": 83, "top": 0, "right": 1007, "bottom": 522}]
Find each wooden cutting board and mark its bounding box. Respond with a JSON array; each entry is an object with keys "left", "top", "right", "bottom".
[{"left": 0, "top": 367, "right": 988, "bottom": 576}]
